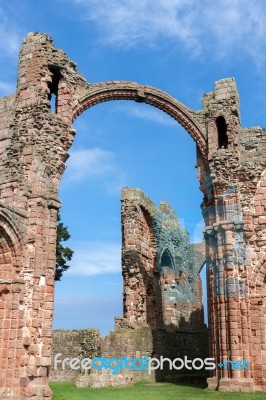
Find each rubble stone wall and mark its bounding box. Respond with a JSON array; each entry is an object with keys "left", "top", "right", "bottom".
[
  {"left": 49, "top": 329, "right": 101, "bottom": 382},
  {"left": 121, "top": 188, "right": 205, "bottom": 332},
  {"left": 0, "top": 32, "right": 265, "bottom": 398},
  {"left": 50, "top": 318, "right": 209, "bottom": 387}
]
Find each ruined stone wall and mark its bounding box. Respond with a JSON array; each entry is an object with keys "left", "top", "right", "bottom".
[
  {"left": 49, "top": 329, "right": 101, "bottom": 382},
  {"left": 122, "top": 189, "right": 159, "bottom": 327},
  {"left": 49, "top": 322, "right": 155, "bottom": 387},
  {"left": 0, "top": 33, "right": 86, "bottom": 400},
  {"left": 0, "top": 32, "right": 265, "bottom": 398},
  {"left": 121, "top": 188, "right": 205, "bottom": 332},
  {"left": 0, "top": 96, "right": 15, "bottom": 158},
  {"left": 197, "top": 78, "right": 266, "bottom": 392},
  {"left": 49, "top": 185, "right": 208, "bottom": 388},
  {"left": 50, "top": 318, "right": 208, "bottom": 388}
]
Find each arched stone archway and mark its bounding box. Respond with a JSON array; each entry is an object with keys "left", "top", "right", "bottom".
[
  {"left": 71, "top": 82, "right": 207, "bottom": 155},
  {"left": 0, "top": 32, "right": 265, "bottom": 398}
]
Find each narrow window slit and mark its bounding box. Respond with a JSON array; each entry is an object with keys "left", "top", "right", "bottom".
[
  {"left": 48, "top": 66, "right": 61, "bottom": 113},
  {"left": 216, "top": 116, "right": 228, "bottom": 149}
]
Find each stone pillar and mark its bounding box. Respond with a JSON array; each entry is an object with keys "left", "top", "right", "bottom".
[
  {"left": 0, "top": 32, "right": 75, "bottom": 399},
  {"left": 0, "top": 31, "right": 265, "bottom": 397},
  {"left": 121, "top": 189, "right": 158, "bottom": 326},
  {"left": 201, "top": 78, "right": 266, "bottom": 392}
]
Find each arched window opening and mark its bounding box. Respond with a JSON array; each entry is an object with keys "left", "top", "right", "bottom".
[
  {"left": 0, "top": 227, "right": 16, "bottom": 280},
  {"left": 160, "top": 249, "right": 174, "bottom": 275},
  {"left": 48, "top": 65, "right": 61, "bottom": 113},
  {"left": 216, "top": 116, "right": 228, "bottom": 149}
]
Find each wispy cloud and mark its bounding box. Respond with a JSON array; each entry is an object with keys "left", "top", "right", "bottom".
[
  {"left": 64, "top": 147, "right": 127, "bottom": 192},
  {"left": 65, "top": 148, "right": 116, "bottom": 182},
  {"left": 192, "top": 219, "right": 205, "bottom": 243},
  {"left": 0, "top": 4, "right": 23, "bottom": 97},
  {"left": 66, "top": 241, "right": 121, "bottom": 276},
  {"left": 0, "top": 7, "right": 21, "bottom": 58},
  {"left": 72, "top": 0, "right": 266, "bottom": 64},
  {"left": 114, "top": 103, "right": 176, "bottom": 127}
]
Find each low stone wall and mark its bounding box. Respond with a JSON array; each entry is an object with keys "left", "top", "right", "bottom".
[
  {"left": 49, "top": 329, "right": 101, "bottom": 382},
  {"left": 76, "top": 319, "right": 156, "bottom": 388},
  {"left": 50, "top": 318, "right": 209, "bottom": 387}
]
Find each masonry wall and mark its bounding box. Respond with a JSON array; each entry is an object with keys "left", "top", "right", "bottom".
[
  {"left": 50, "top": 318, "right": 209, "bottom": 387},
  {"left": 48, "top": 186, "right": 209, "bottom": 388},
  {"left": 121, "top": 188, "right": 206, "bottom": 333},
  {"left": 0, "top": 32, "right": 265, "bottom": 398},
  {"left": 50, "top": 329, "right": 101, "bottom": 382},
  {"left": 0, "top": 96, "right": 15, "bottom": 158}
]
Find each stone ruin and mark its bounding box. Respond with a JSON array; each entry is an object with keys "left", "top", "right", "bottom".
[
  {"left": 0, "top": 32, "right": 265, "bottom": 398},
  {"left": 121, "top": 188, "right": 206, "bottom": 332},
  {"left": 50, "top": 188, "right": 208, "bottom": 387}
]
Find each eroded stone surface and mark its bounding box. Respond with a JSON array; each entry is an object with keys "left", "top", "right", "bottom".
[
  {"left": 121, "top": 188, "right": 205, "bottom": 331},
  {"left": 0, "top": 32, "right": 265, "bottom": 398},
  {"left": 49, "top": 190, "right": 208, "bottom": 388}
]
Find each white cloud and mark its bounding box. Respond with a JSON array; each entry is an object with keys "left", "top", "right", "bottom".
[
  {"left": 72, "top": 0, "right": 266, "bottom": 64},
  {"left": 64, "top": 147, "right": 127, "bottom": 192},
  {"left": 66, "top": 148, "right": 124, "bottom": 189},
  {"left": 66, "top": 241, "right": 121, "bottom": 276},
  {"left": 65, "top": 148, "right": 116, "bottom": 182},
  {"left": 114, "top": 103, "right": 176, "bottom": 127},
  {"left": 192, "top": 219, "right": 205, "bottom": 243},
  {"left": 0, "top": 7, "right": 21, "bottom": 58}
]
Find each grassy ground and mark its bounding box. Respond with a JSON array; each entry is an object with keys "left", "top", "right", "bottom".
[{"left": 50, "top": 382, "right": 266, "bottom": 400}]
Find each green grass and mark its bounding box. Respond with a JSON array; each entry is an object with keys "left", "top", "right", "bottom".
[{"left": 50, "top": 381, "right": 266, "bottom": 400}]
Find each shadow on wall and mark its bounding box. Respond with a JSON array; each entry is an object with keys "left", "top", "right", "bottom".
[
  {"left": 50, "top": 189, "right": 209, "bottom": 387},
  {"left": 121, "top": 248, "right": 209, "bottom": 384}
]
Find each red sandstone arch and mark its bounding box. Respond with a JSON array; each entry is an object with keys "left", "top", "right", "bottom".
[
  {"left": 71, "top": 82, "right": 207, "bottom": 156},
  {"left": 0, "top": 211, "right": 25, "bottom": 398},
  {"left": 0, "top": 211, "right": 22, "bottom": 274},
  {"left": 250, "top": 255, "right": 266, "bottom": 290}
]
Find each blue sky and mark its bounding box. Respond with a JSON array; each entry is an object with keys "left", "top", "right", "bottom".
[{"left": 1, "top": 0, "right": 266, "bottom": 335}]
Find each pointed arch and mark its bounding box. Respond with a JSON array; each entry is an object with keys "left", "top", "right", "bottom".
[
  {"left": 0, "top": 208, "right": 23, "bottom": 279},
  {"left": 160, "top": 248, "right": 175, "bottom": 274}
]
